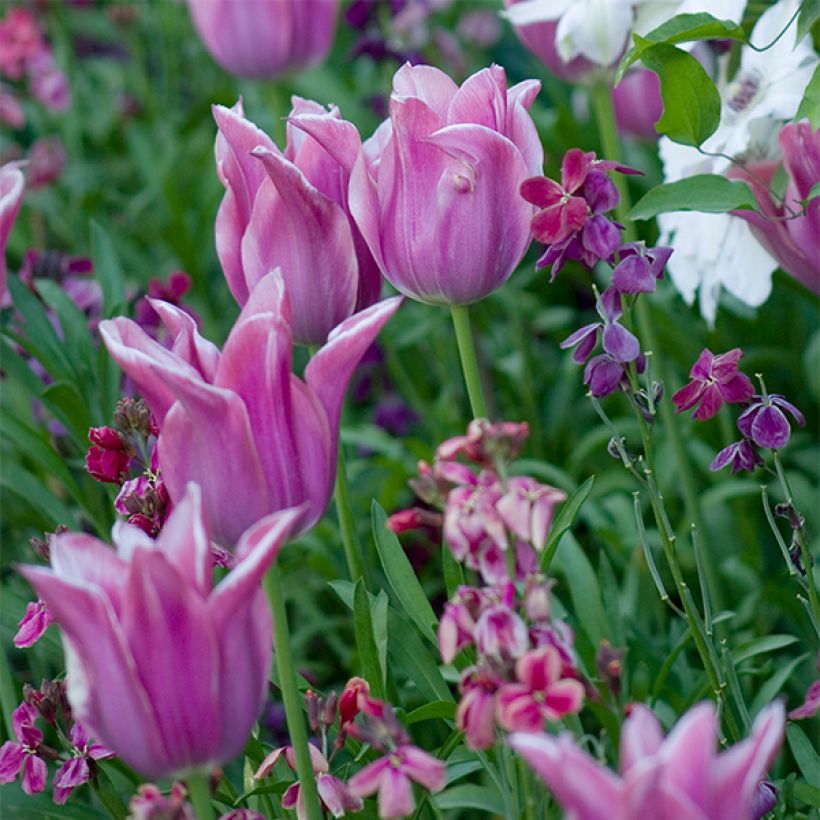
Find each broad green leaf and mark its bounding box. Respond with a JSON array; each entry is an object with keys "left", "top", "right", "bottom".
[
  {"left": 797, "top": 0, "right": 820, "bottom": 44},
  {"left": 0, "top": 463, "right": 79, "bottom": 529},
  {"left": 0, "top": 336, "right": 47, "bottom": 396},
  {"left": 750, "top": 653, "right": 810, "bottom": 717},
  {"left": 354, "top": 579, "right": 385, "bottom": 699},
  {"left": 618, "top": 13, "right": 747, "bottom": 78},
  {"left": 405, "top": 700, "right": 456, "bottom": 725},
  {"left": 787, "top": 723, "right": 820, "bottom": 784},
  {"left": 796, "top": 65, "right": 820, "bottom": 128},
  {"left": 733, "top": 634, "right": 799, "bottom": 663},
  {"left": 371, "top": 501, "right": 437, "bottom": 645},
  {"left": 630, "top": 175, "right": 757, "bottom": 220},
  {"left": 387, "top": 610, "right": 453, "bottom": 703},
  {"left": 640, "top": 43, "right": 721, "bottom": 145},
  {"left": 540, "top": 475, "right": 594, "bottom": 573},
  {"left": 793, "top": 780, "right": 820, "bottom": 809},
  {"left": 90, "top": 220, "right": 126, "bottom": 316},
  {"left": 435, "top": 784, "right": 505, "bottom": 815}
]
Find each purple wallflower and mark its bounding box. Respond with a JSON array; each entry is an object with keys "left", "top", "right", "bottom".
[
  {"left": 53, "top": 724, "right": 114, "bottom": 805},
  {"left": 737, "top": 394, "right": 805, "bottom": 450},
  {"left": 610, "top": 243, "right": 673, "bottom": 294},
  {"left": 710, "top": 438, "right": 764, "bottom": 474},
  {"left": 672, "top": 348, "right": 755, "bottom": 421},
  {"left": 0, "top": 702, "right": 47, "bottom": 795}
]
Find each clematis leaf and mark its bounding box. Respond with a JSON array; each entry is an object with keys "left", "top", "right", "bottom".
[
  {"left": 639, "top": 43, "right": 721, "bottom": 146},
  {"left": 629, "top": 175, "right": 757, "bottom": 220},
  {"left": 795, "top": 64, "right": 820, "bottom": 128},
  {"left": 797, "top": 0, "right": 820, "bottom": 45}
]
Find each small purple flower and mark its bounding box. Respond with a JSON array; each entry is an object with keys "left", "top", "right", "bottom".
[
  {"left": 672, "top": 348, "right": 755, "bottom": 421},
  {"left": 737, "top": 394, "right": 805, "bottom": 450},
  {"left": 710, "top": 438, "right": 764, "bottom": 473},
  {"left": 0, "top": 702, "right": 47, "bottom": 796},
  {"left": 788, "top": 651, "right": 820, "bottom": 720},
  {"left": 13, "top": 598, "right": 53, "bottom": 648},
  {"left": 584, "top": 353, "right": 626, "bottom": 398},
  {"left": 53, "top": 723, "right": 114, "bottom": 805},
  {"left": 610, "top": 243, "right": 673, "bottom": 294}
]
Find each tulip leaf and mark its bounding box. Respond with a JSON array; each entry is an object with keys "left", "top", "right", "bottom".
[
  {"left": 629, "top": 175, "right": 758, "bottom": 220},
  {"left": 639, "top": 43, "right": 721, "bottom": 146},
  {"left": 618, "top": 13, "right": 748, "bottom": 79},
  {"left": 797, "top": 0, "right": 820, "bottom": 44},
  {"left": 442, "top": 541, "right": 465, "bottom": 599},
  {"left": 540, "top": 475, "right": 595, "bottom": 573},
  {"left": 405, "top": 700, "right": 457, "bottom": 725},
  {"left": 796, "top": 64, "right": 820, "bottom": 129},
  {"left": 353, "top": 578, "right": 385, "bottom": 700},
  {"left": 732, "top": 634, "right": 799, "bottom": 663},
  {"left": 750, "top": 652, "right": 810, "bottom": 717},
  {"left": 0, "top": 463, "right": 79, "bottom": 529},
  {"left": 371, "top": 501, "right": 438, "bottom": 645},
  {"left": 90, "top": 220, "right": 126, "bottom": 317},
  {"left": 435, "top": 784, "right": 505, "bottom": 815},
  {"left": 787, "top": 723, "right": 820, "bottom": 785}
]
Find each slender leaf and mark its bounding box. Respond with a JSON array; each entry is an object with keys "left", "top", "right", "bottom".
[
  {"left": 372, "top": 589, "right": 389, "bottom": 693},
  {"left": 640, "top": 43, "right": 721, "bottom": 145},
  {"left": 787, "top": 722, "right": 820, "bottom": 784},
  {"left": 540, "top": 475, "right": 594, "bottom": 573},
  {"left": 0, "top": 463, "right": 79, "bottom": 529},
  {"left": 630, "top": 175, "right": 757, "bottom": 220},
  {"left": 41, "top": 381, "right": 93, "bottom": 444},
  {"left": 90, "top": 220, "right": 126, "bottom": 316},
  {"left": 372, "top": 501, "right": 437, "bottom": 644},
  {"left": 354, "top": 579, "right": 385, "bottom": 699},
  {"left": 387, "top": 610, "right": 453, "bottom": 703},
  {"left": 435, "top": 784, "right": 504, "bottom": 815},
  {"left": 733, "top": 634, "right": 799, "bottom": 663},
  {"left": 405, "top": 701, "right": 456, "bottom": 725}
]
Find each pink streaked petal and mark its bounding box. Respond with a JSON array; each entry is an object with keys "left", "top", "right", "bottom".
[
  {"left": 750, "top": 405, "right": 790, "bottom": 450},
  {"left": 561, "top": 148, "right": 594, "bottom": 192},
  {"left": 121, "top": 549, "right": 221, "bottom": 775},
  {"left": 619, "top": 705, "right": 664, "bottom": 774},
  {"left": 711, "top": 701, "right": 785, "bottom": 820},
  {"left": 0, "top": 163, "right": 25, "bottom": 304},
  {"left": 510, "top": 732, "right": 622, "bottom": 820},
  {"left": 348, "top": 147, "right": 388, "bottom": 276},
  {"left": 506, "top": 79, "right": 543, "bottom": 176},
  {"left": 287, "top": 112, "right": 362, "bottom": 181},
  {"left": 520, "top": 175, "right": 563, "bottom": 208},
  {"left": 456, "top": 687, "right": 497, "bottom": 750},
  {"left": 516, "top": 645, "right": 562, "bottom": 691},
  {"left": 447, "top": 64, "right": 508, "bottom": 134},
  {"left": 149, "top": 300, "right": 220, "bottom": 382},
  {"left": 254, "top": 746, "right": 287, "bottom": 780},
  {"left": 86, "top": 742, "right": 114, "bottom": 761},
  {"left": 281, "top": 781, "right": 301, "bottom": 812},
  {"left": 789, "top": 679, "right": 820, "bottom": 719},
  {"left": 689, "top": 348, "right": 715, "bottom": 381},
  {"left": 531, "top": 203, "right": 567, "bottom": 244},
  {"left": 496, "top": 686, "right": 543, "bottom": 733},
  {"left": 710, "top": 348, "right": 744, "bottom": 382},
  {"left": 392, "top": 62, "right": 458, "bottom": 121},
  {"left": 317, "top": 773, "right": 363, "bottom": 817},
  {"left": 0, "top": 742, "right": 24, "bottom": 783},
  {"left": 153, "top": 484, "right": 212, "bottom": 598},
  {"left": 692, "top": 384, "right": 724, "bottom": 421},
  {"left": 348, "top": 756, "right": 391, "bottom": 798},
  {"left": 718, "top": 373, "right": 754, "bottom": 405},
  {"left": 542, "top": 679, "right": 585, "bottom": 720},
  {"left": 398, "top": 745, "right": 446, "bottom": 792},
  {"left": 378, "top": 767, "right": 415, "bottom": 819},
  {"left": 671, "top": 380, "right": 706, "bottom": 414},
  {"left": 13, "top": 598, "right": 53, "bottom": 648},
  {"left": 12, "top": 702, "right": 38, "bottom": 740},
  {"left": 22, "top": 753, "right": 46, "bottom": 795},
  {"left": 54, "top": 755, "right": 89, "bottom": 789}
]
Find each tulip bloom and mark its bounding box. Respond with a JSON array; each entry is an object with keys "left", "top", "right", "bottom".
[
  {"left": 349, "top": 63, "right": 542, "bottom": 305},
  {"left": 187, "top": 0, "right": 339, "bottom": 79},
  {"left": 0, "top": 161, "right": 24, "bottom": 302},
  {"left": 20, "top": 485, "right": 303, "bottom": 778},
  {"left": 214, "top": 98, "right": 382, "bottom": 346},
  {"left": 512, "top": 700, "right": 785, "bottom": 820},
  {"left": 101, "top": 270, "right": 400, "bottom": 546}
]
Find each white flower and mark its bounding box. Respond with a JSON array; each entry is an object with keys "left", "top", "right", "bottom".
[{"left": 658, "top": 0, "right": 818, "bottom": 322}]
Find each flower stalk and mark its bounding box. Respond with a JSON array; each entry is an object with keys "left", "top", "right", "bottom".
[
  {"left": 186, "top": 773, "right": 215, "bottom": 820},
  {"left": 450, "top": 305, "right": 489, "bottom": 420}
]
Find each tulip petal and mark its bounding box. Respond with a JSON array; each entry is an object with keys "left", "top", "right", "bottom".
[
  {"left": 121, "top": 548, "right": 221, "bottom": 775},
  {"left": 149, "top": 300, "right": 220, "bottom": 381},
  {"left": 18, "top": 567, "right": 163, "bottom": 775},
  {"left": 447, "top": 65, "right": 508, "bottom": 133},
  {"left": 0, "top": 163, "right": 24, "bottom": 304},
  {"left": 287, "top": 112, "right": 362, "bottom": 180},
  {"left": 506, "top": 79, "right": 543, "bottom": 175},
  {"left": 392, "top": 62, "right": 458, "bottom": 121},
  {"left": 510, "top": 732, "right": 622, "bottom": 820},
  {"left": 242, "top": 148, "right": 358, "bottom": 345},
  {"left": 379, "top": 768, "right": 415, "bottom": 819},
  {"left": 619, "top": 704, "right": 664, "bottom": 774}
]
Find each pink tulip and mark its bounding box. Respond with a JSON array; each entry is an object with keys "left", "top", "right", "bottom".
[
  {"left": 19, "top": 485, "right": 304, "bottom": 778},
  {"left": 101, "top": 270, "right": 401, "bottom": 546},
  {"left": 612, "top": 69, "right": 662, "bottom": 141},
  {"left": 349, "top": 62, "right": 542, "bottom": 305},
  {"left": 503, "top": 2, "right": 595, "bottom": 82},
  {"left": 0, "top": 161, "right": 24, "bottom": 303},
  {"left": 511, "top": 699, "right": 786, "bottom": 820},
  {"left": 730, "top": 121, "right": 820, "bottom": 294},
  {"left": 187, "top": 0, "right": 339, "bottom": 79},
  {"left": 214, "top": 97, "right": 382, "bottom": 346}
]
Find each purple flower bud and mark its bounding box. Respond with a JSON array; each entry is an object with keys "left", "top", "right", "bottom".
[{"left": 584, "top": 354, "right": 625, "bottom": 398}]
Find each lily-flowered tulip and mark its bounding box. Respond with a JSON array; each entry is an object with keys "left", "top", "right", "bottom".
[
  {"left": 213, "top": 98, "right": 382, "bottom": 346},
  {"left": 612, "top": 69, "right": 662, "bottom": 140},
  {"left": 20, "top": 485, "right": 304, "bottom": 778},
  {"left": 349, "top": 62, "right": 542, "bottom": 305},
  {"left": 102, "top": 271, "right": 400, "bottom": 546},
  {"left": 187, "top": 0, "right": 339, "bottom": 79},
  {"left": 512, "top": 699, "right": 786, "bottom": 820},
  {"left": 0, "top": 161, "right": 24, "bottom": 302}
]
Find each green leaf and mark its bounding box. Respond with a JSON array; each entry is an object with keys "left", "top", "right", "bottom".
[
  {"left": 618, "top": 13, "right": 747, "bottom": 78},
  {"left": 371, "top": 501, "right": 437, "bottom": 645},
  {"left": 796, "top": 64, "right": 820, "bottom": 128},
  {"left": 793, "top": 780, "right": 820, "bottom": 809},
  {"left": 41, "top": 380, "right": 94, "bottom": 444},
  {"left": 640, "top": 43, "right": 721, "bottom": 146},
  {"left": 435, "top": 784, "right": 504, "bottom": 815},
  {"left": 90, "top": 220, "right": 126, "bottom": 316},
  {"left": 0, "top": 462, "right": 79, "bottom": 529},
  {"left": 442, "top": 540, "right": 465, "bottom": 598},
  {"left": 405, "top": 700, "right": 456, "bottom": 725},
  {"left": 372, "top": 589, "right": 389, "bottom": 693},
  {"left": 630, "top": 175, "right": 758, "bottom": 220},
  {"left": 733, "top": 634, "right": 799, "bottom": 663},
  {"left": 750, "top": 653, "right": 810, "bottom": 717},
  {"left": 797, "top": 0, "right": 820, "bottom": 44},
  {"left": 353, "top": 579, "right": 385, "bottom": 700},
  {"left": 540, "top": 475, "right": 594, "bottom": 573},
  {"left": 787, "top": 723, "right": 820, "bottom": 784}
]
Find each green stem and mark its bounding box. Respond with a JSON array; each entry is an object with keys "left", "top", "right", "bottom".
[
  {"left": 772, "top": 453, "right": 820, "bottom": 635},
  {"left": 590, "top": 81, "right": 723, "bottom": 611},
  {"left": 263, "top": 566, "right": 323, "bottom": 820},
  {"left": 186, "top": 773, "right": 215, "bottom": 820},
  {"left": 449, "top": 305, "right": 489, "bottom": 420},
  {"left": 334, "top": 446, "right": 367, "bottom": 583}
]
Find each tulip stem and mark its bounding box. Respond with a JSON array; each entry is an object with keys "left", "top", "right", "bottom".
[
  {"left": 590, "top": 80, "right": 723, "bottom": 611},
  {"left": 335, "top": 446, "right": 367, "bottom": 583},
  {"left": 186, "top": 773, "right": 215, "bottom": 820},
  {"left": 449, "top": 305, "right": 489, "bottom": 420},
  {"left": 263, "top": 565, "right": 323, "bottom": 820}
]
